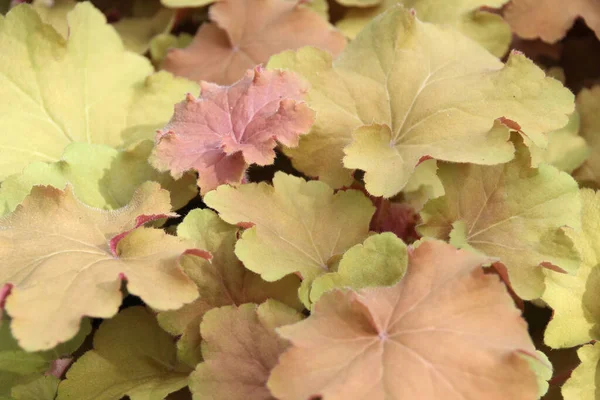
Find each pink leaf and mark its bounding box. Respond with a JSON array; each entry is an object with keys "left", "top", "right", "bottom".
[{"left": 151, "top": 66, "right": 314, "bottom": 194}]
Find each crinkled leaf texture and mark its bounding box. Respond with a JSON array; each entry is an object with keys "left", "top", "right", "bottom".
[
  {"left": 0, "top": 182, "right": 200, "bottom": 351},
  {"left": 418, "top": 142, "right": 581, "bottom": 300},
  {"left": 151, "top": 67, "right": 315, "bottom": 194},
  {"left": 157, "top": 209, "right": 302, "bottom": 367},
  {"left": 0, "top": 2, "right": 197, "bottom": 179},
  {"left": 542, "top": 189, "right": 600, "bottom": 348},
  {"left": 309, "top": 232, "right": 408, "bottom": 304},
  {"left": 204, "top": 172, "right": 375, "bottom": 305},
  {"left": 267, "top": 240, "right": 539, "bottom": 400},
  {"left": 337, "top": 0, "right": 511, "bottom": 57},
  {"left": 162, "top": 0, "right": 346, "bottom": 85},
  {"left": 562, "top": 342, "right": 600, "bottom": 400},
  {"left": 57, "top": 306, "right": 191, "bottom": 400},
  {"left": 0, "top": 141, "right": 197, "bottom": 216},
  {"left": 268, "top": 6, "right": 574, "bottom": 197},
  {"left": 189, "top": 300, "right": 302, "bottom": 400},
  {"left": 505, "top": 0, "right": 600, "bottom": 43}
]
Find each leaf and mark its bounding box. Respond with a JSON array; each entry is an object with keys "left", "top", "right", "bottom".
[
  {"left": 162, "top": 0, "right": 346, "bottom": 85},
  {"left": 57, "top": 306, "right": 191, "bottom": 400},
  {"left": 268, "top": 7, "right": 574, "bottom": 196},
  {"left": 267, "top": 240, "right": 538, "bottom": 400},
  {"left": 0, "top": 2, "right": 197, "bottom": 179},
  {"left": 0, "top": 141, "right": 197, "bottom": 216},
  {"left": 542, "top": 189, "right": 600, "bottom": 348},
  {"left": 0, "top": 182, "right": 200, "bottom": 351},
  {"left": 309, "top": 232, "right": 408, "bottom": 304},
  {"left": 157, "top": 209, "right": 302, "bottom": 367},
  {"left": 0, "top": 317, "right": 90, "bottom": 400},
  {"left": 189, "top": 301, "right": 302, "bottom": 400},
  {"left": 150, "top": 67, "right": 315, "bottom": 194},
  {"left": 161, "top": 0, "right": 213, "bottom": 7},
  {"left": 0, "top": 317, "right": 91, "bottom": 376},
  {"left": 520, "top": 351, "right": 552, "bottom": 399},
  {"left": 32, "top": 0, "right": 75, "bottom": 37},
  {"left": 204, "top": 173, "right": 375, "bottom": 290},
  {"left": 11, "top": 375, "right": 59, "bottom": 400},
  {"left": 562, "top": 342, "right": 600, "bottom": 400},
  {"left": 527, "top": 112, "right": 590, "bottom": 173},
  {"left": 150, "top": 32, "right": 194, "bottom": 65},
  {"left": 418, "top": 142, "right": 581, "bottom": 300},
  {"left": 369, "top": 198, "right": 419, "bottom": 242},
  {"left": 112, "top": 7, "right": 175, "bottom": 54},
  {"left": 336, "top": 0, "right": 511, "bottom": 57},
  {"left": 574, "top": 86, "right": 600, "bottom": 187},
  {"left": 504, "top": 0, "right": 600, "bottom": 44}
]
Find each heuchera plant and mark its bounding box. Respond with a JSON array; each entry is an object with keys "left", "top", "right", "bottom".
[{"left": 2, "top": 0, "right": 600, "bottom": 399}]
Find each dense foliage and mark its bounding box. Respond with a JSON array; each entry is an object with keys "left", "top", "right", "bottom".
[{"left": 1, "top": 0, "right": 600, "bottom": 399}]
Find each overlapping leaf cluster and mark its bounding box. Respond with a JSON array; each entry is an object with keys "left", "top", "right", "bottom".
[{"left": 0, "top": 0, "right": 599, "bottom": 399}]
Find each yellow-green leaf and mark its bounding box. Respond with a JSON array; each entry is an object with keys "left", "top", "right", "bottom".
[
  {"left": 0, "top": 3, "right": 197, "bottom": 179},
  {"left": 542, "top": 189, "right": 600, "bottom": 348},
  {"left": 309, "top": 232, "right": 408, "bottom": 304},
  {"left": 562, "top": 342, "right": 600, "bottom": 400},
  {"left": 157, "top": 209, "right": 302, "bottom": 367},
  {"left": 268, "top": 7, "right": 573, "bottom": 197},
  {"left": 57, "top": 307, "right": 191, "bottom": 400},
  {"left": 0, "top": 141, "right": 197, "bottom": 216},
  {"left": 204, "top": 172, "right": 375, "bottom": 304},
  {"left": 418, "top": 142, "right": 581, "bottom": 300},
  {"left": 337, "top": 0, "right": 511, "bottom": 57}
]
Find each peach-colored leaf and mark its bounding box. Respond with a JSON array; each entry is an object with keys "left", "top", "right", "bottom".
[
  {"left": 268, "top": 240, "right": 538, "bottom": 400},
  {"left": 189, "top": 301, "right": 302, "bottom": 400},
  {"left": 505, "top": 0, "right": 600, "bottom": 43},
  {"left": 162, "top": 0, "right": 346, "bottom": 85},
  {"left": 0, "top": 182, "right": 200, "bottom": 351},
  {"left": 151, "top": 67, "right": 314, "bottom": 194}
]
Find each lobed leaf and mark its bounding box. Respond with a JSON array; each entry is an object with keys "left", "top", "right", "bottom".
[
  {"left": 562, "top": 342, "right": 600, "bottom": 400},
  {"left": 268, "top": 240, "right": 539, "bottom": 400},
  {"left": 0, "top": 141, "right": 197, "bottom": 216},
  {"left": 337, "top": 0, "right": 511, "bottom": 57},
  {"left": 505, "top": 0, "right": 600, "bottom": 44},
  {"left": 157, "top": 209, "right": 302, "bottom": 367},
  {"left": 269, "top": 7, "right": 574, "bottom": 196},
  {"left": 162, "top": 0, "right": 346, "bottom": 85},
  {"left": 542, "top": 189, "right": 600, "bottom": 348},
  {"left": 204, "top": 173, "right": 375, "bottom": 295},
  {"left": 0, "top": 2, "right": 197, "bottom": 179},
  {"left": 418, "top": 141, "right": 581, "bottom": 300},
  {"left": 0, "top": 182, "right": 200, "bottom": 351},
  {"left": 189, "top": 301, "right": 302, "bottom": 400},
  {"left": 57, "top": 307, "right": 191, "bottom": 400},
  {"left": 150, "top": 67, "right": 314, "bottom": 194}
]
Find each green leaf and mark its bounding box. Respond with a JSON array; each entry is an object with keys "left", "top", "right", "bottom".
[
  {"left": 418, "top": 141, "right": 581, "bottom": 300},
  {"left": 309, "top": 232, "right": 408, "bottom": 304},
  {"left": 0, "top": 141, "right": 197, "bottom": 215},
  {"left": 57, "top": 307, "right": 191, "bottom": 400},
  {"left": 157, "top": 209, "right": 302, "bottom": 367}
]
